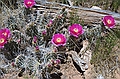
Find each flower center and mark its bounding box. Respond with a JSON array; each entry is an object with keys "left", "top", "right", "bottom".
[
  {"left": 73, "top": 28, "right": 78, "bottom": 33},
  {"left": 2, "top": 32, "right": 7, "bottom": 36},
  {"left": 27, "top": 1, "right": 32, "bottom": 5},
  {"left": 56, "top": 38, "right": 61, "bottom": 42},
  {"left": 0, "top": 38, "right": 5, "bottom": 44},
  {"left": 107, "top": 19, "right": 111, "bottom": 24}
]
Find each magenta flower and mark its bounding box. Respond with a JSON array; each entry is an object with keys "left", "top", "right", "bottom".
[
  {"left": 0, "top": 35, "right": 7, "bottom": 48},
  {"left": 53, "top": 47, "right": 58, "bottom": 52},
  {"left": 17, "top": 39, "right": 21, "bottom": 43},
  {"left": 102, "top": 15, "right": 115, "bottom": 28},
  {"left": 32, "top": 36, "right": 37, "bottom": 44},
  {"left": 54, "top": 59, "right": 61, "bottom": 64},
  {"left": 24, "top": 0, "right": 36, "bottom": 8},
  {"left": 0, "top": 28, "right": 11, "bottom": 39},
  {"left": 47, "top": 63, "right": 52, "bottom": 67},
  {"left": 47, "top": 20, "right": 53, "bottom": 27},
  {"left": 51, "top": 33, "right": 66, "bottom": 47},
  {"left": 42, "top": 30, "right": 47, "bottom": 35},
  {"left": 68, "top": 24, "right": 84, "bottom": 38},
  {"left": 11, "top": 62, "right": 15, "bottom": 67},
  {"left": 35, "top": 46, "right": 39, "bottom": 51}
]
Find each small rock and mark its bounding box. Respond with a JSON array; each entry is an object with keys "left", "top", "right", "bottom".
[
  {"left": 91, "top": 6, "right": 102, "bottom": 10},
  {"left": 97, "top": 74, "right": 104, "bottom": 79}
]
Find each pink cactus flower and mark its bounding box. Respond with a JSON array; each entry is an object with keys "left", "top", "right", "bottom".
[
  {"left": 11, "top": 62, "right": 15, "bottom": 67},
  {"left": 47, "top": 63, "right": 52, "bottom": 67},
  {"left": 42, "top": 30, "right": 47, "bottom": 35},
  {"left": 51, "top": 33, "right": 66, "bottom": 47},
  {"left": 47, "top": 20, "right": 53, "bottom": 27},
  {"left": 0, "top": 28, "right": 11, "bottom": 39},
  {"left": 68, "top": 24, "right": 84, "bottom": 38},
  {"left": 102, "top": 15, "right": 115, "bottom": 28},
  {"left": 35, "top": 46, "right": 39, "bottom": 51},
  {"left": 53, "top": 47, "right": 58, "bottom": 52},
  {"left": 54, "top": 59, "right": 61, "bottom": 64},
  {"left": 32, "top": 36, "right": 37, "bottom": 44},
  {"left": 58, "top": 14, "right": 63, "bottom": 18},
  {"left": 24, "top": 0, "right": 36, "bottom": 8},
  {"left": 17, "top": 39, "right": 21, "bottom": 43},
  {"left": 0, "top": 35, "right": 7, "bottom": 48}
]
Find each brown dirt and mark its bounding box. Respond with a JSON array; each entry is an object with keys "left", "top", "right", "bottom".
[{"left": 60, "top": 63, "right": 83, "bottom": 79}]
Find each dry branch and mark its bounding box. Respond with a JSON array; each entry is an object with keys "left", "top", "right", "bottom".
[{"left": 34, "top": 2, "right": 120, "bottom": 28}]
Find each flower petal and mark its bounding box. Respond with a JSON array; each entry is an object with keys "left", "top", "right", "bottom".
[
  {"left": 24, "top": 0, "right": 36, "bottom": 8},
  {"left": 102, "top": 15, "right": 115, "bottom": 28},
  {"left": 51, "top": 33, "right": 66, "bottom": 47},
  {"left": 68, "top": 24, "right": 84, "bottom": 37}
]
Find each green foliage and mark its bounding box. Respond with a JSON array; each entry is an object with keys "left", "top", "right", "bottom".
[
  {"left": 91, "top": 32, "right": 118, "bottom": 64},
  {"left": 110, "top": 0, "right": 120, "bottom": 12},
  {"left": 3, "top": 41, "right": 19, "bottom": 60},
  {"left": 104, "top": 0, "right": 109, "bottom": 10},
  {"left": 113, "top": 29, "right": 120, "bottom": 39},
  {"left": 8, "top": 16, "right": 20, "bottom": 30},
  {"left": 73, "top": 0, "right": 86, "bottom": 6},
  {"left": 25, "top": 24, "right": 38, "bottom": 37},
  {"left": 90, "top": 31, "right": 119, "bottom": 77},
  {"left": 69, "top": 10, "right": 84, "bottom": 25}
]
